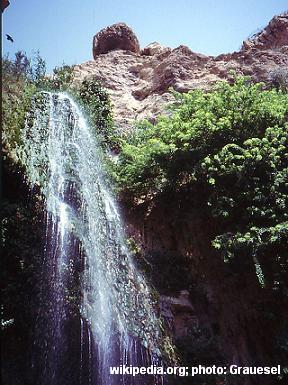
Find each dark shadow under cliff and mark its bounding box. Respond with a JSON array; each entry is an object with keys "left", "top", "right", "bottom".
[{"left": 122, "top": 189, "right": 288, "bottom": 385}]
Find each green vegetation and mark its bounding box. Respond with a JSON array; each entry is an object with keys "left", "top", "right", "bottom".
[
  {"left": 2, "top": 51, "right": 114, "bottom": 161},
  {"left": 75, "top": 76, "right": 114, "bottom": 147},
  {"left": 2, "top": 52, "right": 38, "bottom": 160},
  {"left": 44, "top": 64, "right": 75, "bottom": 91},
  {"left": 2, "top": 52, "right": 76, "bottom": 161},
  {"left": 114, "top": 78, "right": 288, "bottom": 288}
]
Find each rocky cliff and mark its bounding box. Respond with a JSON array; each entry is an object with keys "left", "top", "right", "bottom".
[
  {"left": 73, "top": 14, "right": 288, "bottom": 130},
  {"left": 123, "top": 191, "right": 287, "bottom": 384},
  {"left": 73, "top": 15, "right": 288, "bottom": 384}
]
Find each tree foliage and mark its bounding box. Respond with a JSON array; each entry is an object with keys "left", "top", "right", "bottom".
[
  {"left": 2, "top": 52, "right": 38, "bottom": 159},
  {"left": 76, "top": 76, "right": 114, "bottom": 146},
  {"left": 115, "top": 78, "right": 288, "bottom": 288},
  {"left": 2, "top": 51, "right": 76, "bottom": 161}
]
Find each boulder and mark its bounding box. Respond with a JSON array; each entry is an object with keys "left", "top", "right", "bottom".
[
  {"left": 141, "top": 42, "right": 169, "bottom": 56},
  {"left": 93, "top": 23, "right": 140, "bottom": 58}
]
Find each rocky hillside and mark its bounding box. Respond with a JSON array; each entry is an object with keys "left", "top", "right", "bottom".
[{"left": 73, "top": 14, "right": 288, "bottom": 129}]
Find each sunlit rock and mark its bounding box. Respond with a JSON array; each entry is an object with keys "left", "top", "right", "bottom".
[{"left": 93, "top": 22, "right": 140, "bottom": 58}]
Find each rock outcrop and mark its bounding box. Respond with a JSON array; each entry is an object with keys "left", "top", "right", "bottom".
[
  {"left": 124, "top": 188, "right": 287, "bottom": 383},
  {"left": 161, "top": 291, "right": 196, "bottom": 338},
  {"left": 93, "top": 23, "right": 140, "bottom": 58},
  {"left": 241, "top": 13, "right": 288, "bottom": 50},
  {"left": 74, "top": 13, "right": 288, "bottom": 130}
]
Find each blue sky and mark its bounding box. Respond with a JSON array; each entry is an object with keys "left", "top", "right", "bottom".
[{"left": 3, "top": 0, "right": 287, "bottom": 72}]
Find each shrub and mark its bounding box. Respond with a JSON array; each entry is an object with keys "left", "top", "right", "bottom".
[
  {"left": 2, "top": 51, "right": 76, "bottom": 160},
  {"left": 76, "top": 77, "right": 114, "bottom": 146},
  {"left": 2, "top": 52, "right": 38, "bottom": 160},
  {"left": 40, "top": 64, "right": 75, "bottom": 91},
  {"left": 114, "top": 77, "right": 288, "bottom": 288}
]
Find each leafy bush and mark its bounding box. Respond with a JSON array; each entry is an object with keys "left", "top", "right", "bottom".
[
  {"left": 2, "top": 51, "right": 76, "bottom": 160},
  {"left": 76, "top": 77, "right": 114, "bottom": 146},
  {"left": 2, "top": 52, "right": 38, "bottom": 160},
  {"left": 116, "top": 78, "right": 288, "bottom": 196},
  {"left": 115, "top": 77, "right": 288, "bottom": 287},
  {"left": 40, "top": 64, "right": 75, "bottom": 91},
  {"left": 206, "top": 126, "right": 288, "bottom": 287}
]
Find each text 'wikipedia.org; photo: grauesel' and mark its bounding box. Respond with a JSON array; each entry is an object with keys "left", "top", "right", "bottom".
[{"left": 110, "top": 365, "right": 282, "bottom": 377}]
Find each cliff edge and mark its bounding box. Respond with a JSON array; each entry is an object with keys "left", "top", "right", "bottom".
[{"left": 73, "top": 14, "right": 288, "bottom": 128}]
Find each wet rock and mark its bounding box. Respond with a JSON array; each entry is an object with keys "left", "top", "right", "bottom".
[{"left": 160, "top": 291, "right": 197, "bottom": 338}]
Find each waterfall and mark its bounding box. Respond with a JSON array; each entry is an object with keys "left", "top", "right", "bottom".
[{"left": 21, "top": 92, "right": 165, "bottom": 385}]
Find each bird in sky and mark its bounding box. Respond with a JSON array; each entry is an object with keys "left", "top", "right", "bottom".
[{"left": 6, "top": 34, "right": 14, "bottom": 42}]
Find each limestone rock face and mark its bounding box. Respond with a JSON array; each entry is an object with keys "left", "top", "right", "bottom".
[
  {"left": 93, "top": 23, "right": 140, "bottom": 58},
  {"left": 74, "top": 14, "right": 288, "bottom": 130}
]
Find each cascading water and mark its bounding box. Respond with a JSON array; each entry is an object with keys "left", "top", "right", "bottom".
[{"left": 21, "top": 92, "right": 167, "bottom": 385}]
